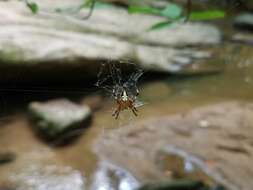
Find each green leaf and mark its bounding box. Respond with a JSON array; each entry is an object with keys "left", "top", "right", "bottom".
[
  {"left": 148, "top": 20, "right": 173, "bottom": 31},
  {"left": 26, "top": 2, "right": 38, "bottom": 14},
  {"left": 160, "top": 3, "right": 182, "bottom": 19},
  {"left": 189, "top": 10, "right": 225, "bottom": 21},
  {"left": 128, "top": 3, "right": 183, "bottom": 20},
  {"left": 128, "top": 6, "right": 160, "bottom": 15}
]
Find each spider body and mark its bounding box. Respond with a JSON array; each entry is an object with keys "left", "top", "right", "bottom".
[
  {"left": 112, "top": 90, "right": 138, "bottom": 119},
  {"left": 96, "top": 62, "right": 143, "bottom": 119}
]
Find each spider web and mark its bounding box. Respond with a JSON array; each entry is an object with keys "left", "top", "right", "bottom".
[
  {"left": 95, "top": 60, "right": 145, "bottom": 130},
  {"left": 95, "top": 60, "right": 144, "bottom": 100}
]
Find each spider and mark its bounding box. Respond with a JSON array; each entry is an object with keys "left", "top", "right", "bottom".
[{"left": 96, "top": 61, "right": 143, "bottom": 119}]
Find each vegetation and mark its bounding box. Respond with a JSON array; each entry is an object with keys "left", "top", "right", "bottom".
[
  {"left": 24, "top": 0, "right": 227, "bottom": 31},
  {"left": 24, "top": 0, "right": 39, "bottom": 14}
]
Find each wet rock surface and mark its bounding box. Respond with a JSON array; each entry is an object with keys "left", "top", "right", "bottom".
[
  {"left": 29, "top": 99, "right": 91, "bottom": 141},
  {"left": 91, "top": 161, "right": 140, "bottom": 190},
  {"left": 94, "top": 102, "right": 253, "bottom": 190},
  {"left": 0, "top": 0, "right": 221, "bottom": 75}
]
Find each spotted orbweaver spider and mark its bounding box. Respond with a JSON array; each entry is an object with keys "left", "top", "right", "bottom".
[{"left": 96, "top": 61, "right": 144, "bottom": 119}]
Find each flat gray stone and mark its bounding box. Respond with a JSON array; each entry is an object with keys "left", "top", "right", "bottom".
[{"left": 29, "top": 98, "right": 91, "bottom": 140}]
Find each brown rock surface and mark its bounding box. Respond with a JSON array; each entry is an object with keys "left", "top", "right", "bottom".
[{"left": 94, "top": 101, "right": 253, "bottom": 190}]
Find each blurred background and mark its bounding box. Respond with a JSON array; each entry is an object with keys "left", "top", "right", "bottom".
[{"left": 0, "top": 0, "right": 253, "bottom": 190}]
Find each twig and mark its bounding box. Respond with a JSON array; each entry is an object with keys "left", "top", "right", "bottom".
[
  {"left": 185, "top": 0, "right": 191, "bottom": 22},
  {"left": 82, "top": 0, "right": 96, "bottom": 19}
]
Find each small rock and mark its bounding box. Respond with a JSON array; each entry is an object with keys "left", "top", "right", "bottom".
[
  {"left": 234, "top": 13, "right": 253, "bottom": 31},
  {"left": 91, "top": 161, "right": 140, "bottom": 190},
  {"left": 29, "top": 98, "right": 91, "bottom": 141}
]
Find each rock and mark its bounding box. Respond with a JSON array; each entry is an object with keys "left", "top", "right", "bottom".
[
  {"left": 29, "top": 98, "right": 91, "bottom": 142},
  {"left": 232, "top": 33, "right": 253, "bottom": 45},
  {"left": 90, "top": 161, "right": 140, "bottom": 190},
  {"left": 155, "top": 147, "right": 228, "bottom": 189},
  {"left": 9, "top": 165, "right": 85, "bottom": 190},
  {"left": 0, "top": 152, "right": 16, "bottom": 165},
  {"left": 234, "top": 13, "right": 253, "bottom": 31},
  {"left": 0, "top": 0, "right": 221, "bottom": 78},
  {"left": 94, "top": 102, "right": 253, "bottom": 190}
]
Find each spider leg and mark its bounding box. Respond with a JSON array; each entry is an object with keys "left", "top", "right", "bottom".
[
  {"left": 131, "top": 107, "right": 138, "bottom": 116},
  {"left": 112, "top": 104, "right": 121, "bottom": 119},
  {"left": 115, "top": 110, "right": 120, "bottom": 119},
  {"left": 112, "top": 108, "right": 120, "bottom": 119}
]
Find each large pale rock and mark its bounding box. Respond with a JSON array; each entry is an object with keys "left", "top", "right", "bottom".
[
  {"left": 0, "top": 0, "right": 221, "bottom": 73},
  {"left": 94, "top": 102, "right": 253, "bottom": 190}
]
